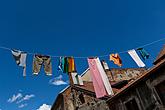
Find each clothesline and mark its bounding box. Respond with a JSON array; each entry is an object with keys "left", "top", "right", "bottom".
[{"left": 0, "top": 38, "right": 164, "bottom": 59}]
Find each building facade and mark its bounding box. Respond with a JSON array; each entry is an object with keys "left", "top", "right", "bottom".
[{"left": 51, "top": 45, "right": 165, "bottom": 110}]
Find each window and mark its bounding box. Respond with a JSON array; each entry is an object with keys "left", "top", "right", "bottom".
[
  {"left": 125, "top": 98, "right": 140, "bottom": 110},
  {"left": 155, "top": 81, "right": 165, "bottom": 105},
  {"left": 79, "top": 93, "right": 85, "bottom": 104},
  {"left": 137, "top": 82, "right": 155, "bottom": 109}
]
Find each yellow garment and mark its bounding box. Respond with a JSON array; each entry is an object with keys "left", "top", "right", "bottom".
[
  {"left": 110, "top": 54, "right": 122, "bottom": 67},
  {"left": 71, "top": 58, "right": 75, "bottom": 72},
  {"left": 68, "top": 57, "right": 76, "bottom": 73},
  {"left": 68, "top": 58, "right": 72, "bottom": 73}
]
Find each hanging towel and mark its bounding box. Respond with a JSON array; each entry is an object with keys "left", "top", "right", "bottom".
[
  {"left": 68, "top": 57, "right": 76, "bottom": 73},
  {"left": 96, "top": 58, "right": 114, "bottom": 95},
  {"left": 109, "top": 54, "right": 122, "bottom": 67},
  {"left": 101, "top": 60, "right": 109, "bottom": 70},
  {"left": 33, "top": 55, "right": 52, "bottom": 75},
  {"left": 68, "top": 57, "right": 72, "bottom": 73},
  {"left": 128, "top": 49, "right": 145, "bottom": 67},
  {"left": 64, "top": 57, "right": 69, "bottom": 73},
  {"left": 88, "top": 58, "right": 107, "bottom": 98},
  {"left": 71, "top": 72, "right": 78, "bottom": 84},
  {"left": 137, "top": 48, "right": 149, "bottom": 60},
  {"left": 71, "top": 57, "right": 76, "bottom": 72},
  {"left": 59, "top": 57, "right": 76, "bottom": 74},
  {"left": 76, "top": 75, "right": 84, "bottom": 86},
  {"left": 11, "top": 50, "right": 27, "bottom": 76},
  {"left": 71, "top": 72, "right": 84, "bottom": 85}
]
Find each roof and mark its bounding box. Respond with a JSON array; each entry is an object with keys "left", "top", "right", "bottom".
[
  {"left": 75, "top": 81, "right": 120, "bottom": 94},
  {"left": 75, "top": 45, "right": 165, "bottom": 102},
  {"left": 56, "top": 67, "right": 147, "bottom": 101},
  {"left": 107, "top": 58, "right": 165, "bottom": 103},
  {"left": 154, "top": 45, "right": 165, "bottom": 65}
]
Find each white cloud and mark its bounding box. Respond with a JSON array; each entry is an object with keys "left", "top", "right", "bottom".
[
  {"left": 37, "top": 104, "right": 51, "bottom": 110},
  {"left": 57, "top": 75, "right": 63, "bottom": 79},
  {"left": 49, "top": 75, "right": 67, "bottom": 86},
  {"left": 18, "top": 103, "right": 27, "bottom": 108},
  {"left": 51, "top": 80, "right": 67, "bottom": 85},
  {"left": 8, "top": 92, "right": 35, "bottom": 109},
  {"left": 7, "top": 93, "right": 23, "bottom": 103},
  {"left": 17, "top": 94, "right": 35, "bottom": 104}
]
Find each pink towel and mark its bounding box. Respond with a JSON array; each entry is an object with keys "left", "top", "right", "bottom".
[{"left": 88, "top": 58, "right": 107, "bottom": 98}]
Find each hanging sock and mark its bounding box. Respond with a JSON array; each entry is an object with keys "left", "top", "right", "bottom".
[
  {"left": 33, "top": 55, "right": 52, "bottom": 76},
  {"left": 96, "top": 58, "right": 114, "bottom": 96},
  {"left": 88, "top": 58, "right": 107, "bottom": 98},
  {"left": 109, "top": 53, "right": 122, "bottom": 67},
  {"left": 128, "top": 49, "right": 145, "bottom": 67},
  {"left": 137, "top": 48, "right": 149, "bottom": 60},
  {"left": 11, "top": 50, "right": 27, "bottom": 76}
]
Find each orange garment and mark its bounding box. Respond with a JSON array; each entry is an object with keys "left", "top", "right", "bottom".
[
  {"left": 110, "top": 54, "right": 122, "bottom": 67},
  {"left": 68, "top": 58, "right": 72, "bottom": 73},
  {"left": 68, "top": 57, "right": 76, "bottom": 73},
  {"left": 71, "top": 58, "right": 75, "bottom": 72}
]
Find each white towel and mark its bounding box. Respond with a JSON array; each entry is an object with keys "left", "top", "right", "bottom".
[
  {"left": 96, "top": 58, "right": 114, "bottom": 95},
  {"left": 71, "top": 73, "right": 84, "bottom": 85},
  {"left": 71, "top": 73, "right": 78, "bottom": 84},
  {"left": 77, "top": 75, "right": 84, "bottom": 86},
  {"left": 128, "top": 49, "right": 145, "bottom": 67}
]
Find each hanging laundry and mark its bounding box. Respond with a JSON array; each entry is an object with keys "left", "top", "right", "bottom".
[
  {"left": 58, "top": 57, "right": 68, "bottom": 73},
  {"left": 58, "top": 57, "right": 63, "bottom": 71},
  {"left": 68, "top": 57, "right": 76, "bottom": 73},
  {"left": 71, "top": 72, "right": 78, "bottom": 84},
  {"left": 71, "top": 57, "right": 76, "bottom": 72},
  {"left": 101, "top": 60, "right": 109, "bottom": 70},
  {"left": 128, "top": 49, "right": 145, "bottom": 67},
  {"left": 109, "top": 53, "right": 122, "bottom": 67},
  {"left": 11, "top": 50, "right": 27, "bottom": 76},
  {"left": 71, "top": 72, "right": 84, "bottom": 85},
  {"left": 61, "top": 57, "right": 66, "bottom": 73},
  {"left": 88, "top": 58, "right": 107, "bottom": 98},
  {"left": 77, "top": 75, "right": 83, "bottom": 86},
  {"left": 68, "top": 57, "right": 72, "bottom": 73},
  {"left": 33, "top": 55, "right": 52, "bottom": 76},
  {"left": 58, "top": 57, "right": 76, "bottom": 74},
  {"left": 63, "top": 57, "right": 69, "bottom": 73},
  {"left": 96, "top": 58, "right": 114, "bottom": 96},
  {"left": 137, "top": 48, "right": 149, "bottom": 60}
]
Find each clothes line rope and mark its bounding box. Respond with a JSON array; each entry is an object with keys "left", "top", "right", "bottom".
[{"left": 0, "top": 38, "right": 164, "bottom": 59}]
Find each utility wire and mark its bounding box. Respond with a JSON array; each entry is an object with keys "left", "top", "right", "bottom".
[{"left": 0, "top": 38, "right": 164, "bottom": 59}]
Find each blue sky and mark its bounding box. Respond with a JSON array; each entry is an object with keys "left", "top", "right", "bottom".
[{"left": 0, "top": 0, "right": 165, "bottom": 109}]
